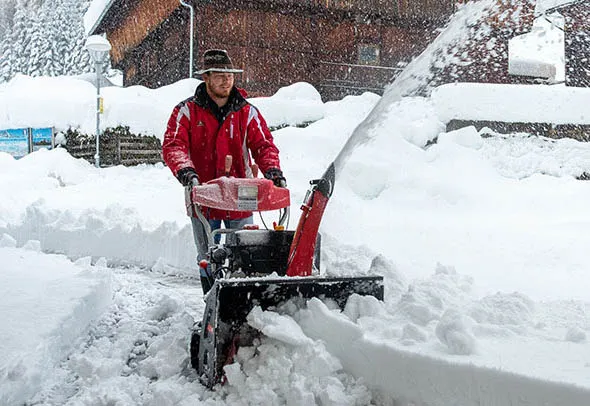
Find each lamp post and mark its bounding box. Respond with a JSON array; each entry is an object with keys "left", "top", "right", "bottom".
[
  {"left": 85, "top": 35, "right": 112, "bottom": 168},
  {"left": 180, "top": 0, "right": 194, "bottom": 78}
]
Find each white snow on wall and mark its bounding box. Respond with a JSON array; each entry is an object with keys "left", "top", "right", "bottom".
[
  {"left": 432, "top": 82, "right": 590, "bottom": 124},
  {"left": 508, "top": 13, "right": 565, "bottom": 81}
]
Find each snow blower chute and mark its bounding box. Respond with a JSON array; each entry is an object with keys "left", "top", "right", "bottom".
[{"left": 188, "top": 161, "right": 384, "bottom": 388}]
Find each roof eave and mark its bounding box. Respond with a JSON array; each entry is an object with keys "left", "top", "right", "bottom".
[
  {"left": 87, "top": 0, "right": 118, "bottom": 36},
  {"left": 544, "top": 0, "right": 590, "bottom": 15}
]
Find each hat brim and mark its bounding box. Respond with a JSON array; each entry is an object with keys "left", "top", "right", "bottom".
[{"left": 196, "top": 67, "right": 244, "bottom": 74}]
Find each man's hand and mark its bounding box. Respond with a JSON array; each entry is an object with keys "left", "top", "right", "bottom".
[
  {"left": 177, "top": 167, "right": 200, "bottom": 187},
  {"left": 264, "top": 168, "right": 287, "bottom": 187}
]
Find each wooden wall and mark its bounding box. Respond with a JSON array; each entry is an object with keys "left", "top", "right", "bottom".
[
  {"left": 198, "top": 7, "right": 441, "bottom": 98},
  {"left": 97, "top": 0, "right": 453, "bottom": 99},
  {"left": 104, "top": 0, "right": 178, "bottom": 66},
  {"left": 429, "top": 0, "right": 537, "bottom": 90},
  {"left": 199, "top": 8, "right": 314, "bottom": 97},
  {"left": 120, "top": 8, "right": 189, "bottom": 88},
  {"left": 563, "top": 2, "right": 590, "bottom": 88},
  {"left": 313, "top": 20, "right": 436, "bottom": 98}
]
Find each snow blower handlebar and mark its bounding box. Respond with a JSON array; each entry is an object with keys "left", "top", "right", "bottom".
[
  {"left": 186, "top": 162, "right": 334, "bottom": 277},
  {"left": 186, "top": 173, "right": 291, "bottom": 247},
  {"left": 188, "top": 177, "right": 291, "bottom": 213}
]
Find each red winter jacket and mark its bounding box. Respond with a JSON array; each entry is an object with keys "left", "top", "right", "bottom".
[{"left": 162, "top": 83, "right": 281, "bottom": 220}]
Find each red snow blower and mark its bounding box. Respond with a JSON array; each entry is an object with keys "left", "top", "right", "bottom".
[{"left": 188, "top": 161, "right": 384, "bottom": 388}]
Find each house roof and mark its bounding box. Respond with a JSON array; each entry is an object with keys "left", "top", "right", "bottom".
[
  {"left": 84, "top": 0, "right": 117, "bottom": 35},
  {"left": 538, "top": 0, "right": 589, "bottom": 14},
  {"left": 84, "top": 0, "right": 455, "bottom": 37}
]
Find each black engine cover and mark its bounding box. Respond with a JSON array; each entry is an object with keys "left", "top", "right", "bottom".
[{"left": 224, "top": 229, "right": 295, "bottom": 276}]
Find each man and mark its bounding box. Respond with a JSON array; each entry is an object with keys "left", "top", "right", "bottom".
[{"left": 162, "top": 49, "right": 286, "bottom": 294}]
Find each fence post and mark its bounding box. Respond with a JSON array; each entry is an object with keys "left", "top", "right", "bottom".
[
  {"left": 27, "top": 128, "right": 33, "bottom": 153},
  {"left": 116, "top": 130, "right": 121, "bottom": 165}
]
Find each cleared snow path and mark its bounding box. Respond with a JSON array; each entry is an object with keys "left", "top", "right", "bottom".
[
  {"left": 6, "top": 231, "right": 590, "bottom": 406},
  {"left": 29, "top": 267, "right": 207, "bottom": 405},
  {"left": 27, "top": 267, "right": 376, "bottom": 406}
]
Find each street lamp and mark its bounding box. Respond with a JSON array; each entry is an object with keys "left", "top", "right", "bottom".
[
  {"left": 85, "top": 35, "right": 112, "bottom": 168},
  {"left": 180, "top": 0, "right": 194, "bottom": 78}
]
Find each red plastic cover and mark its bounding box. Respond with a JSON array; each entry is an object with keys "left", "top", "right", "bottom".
[{"left": 190, "top": 177, "right": 290, "bottom": 212}]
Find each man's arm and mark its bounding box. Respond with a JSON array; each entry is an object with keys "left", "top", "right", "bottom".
[
  {"left": 162, "top": 102, "right": 195, "bottom": 180},
  {"left": 244, "top": 105, "right": 281, "bottom": 174}
]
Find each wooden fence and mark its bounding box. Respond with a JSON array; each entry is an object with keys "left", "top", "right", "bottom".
[
  {"left": 447, "top": 120, "right": 590, "bottom": 142},
  {"left": 64, "top": 132, "right": 162, "bottom": 167}
]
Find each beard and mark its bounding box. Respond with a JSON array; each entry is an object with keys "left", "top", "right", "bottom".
[{"left": 210, "top": 86, "right": 232, "bottom": 99}]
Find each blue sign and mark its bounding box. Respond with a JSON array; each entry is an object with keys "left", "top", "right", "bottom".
[
  {"left": 0, "top": 128, "right": 29, "bottom": 158},
  {"left": 0, "top": 127, "right": 54, "bottom": 158},
  {"left": 32, "top": 127, "right": 54, "bottom": 152}
]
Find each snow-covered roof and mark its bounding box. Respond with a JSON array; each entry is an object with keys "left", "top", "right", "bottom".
[
  {"left": 83, "top": 0, "right": 117, "bottom": 36},
  {"left": 508, "top": 13, "right": 564, "bottom": 81},
  {"left": 536, "top": 0, "right": 586, "bottom": 14},
  {"left": 510, "top": 0, "right": 589, "bottom": 82}
]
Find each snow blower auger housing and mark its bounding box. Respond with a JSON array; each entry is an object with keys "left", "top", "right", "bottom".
[{"left": 188, "top": 162, "right": 384, "bottom": 388}]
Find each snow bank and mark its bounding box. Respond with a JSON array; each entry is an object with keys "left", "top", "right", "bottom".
[
  {"left": 432, "top": 82, "right": 590, "bottom": 124},
  {"left": 0, "top": 148, "right": 196, "bottom": 269},
  {"left": 100, "top": 79, "right": 201, "bottom": 138},
  {"left": 249, "top": 82, "right": 325, "bottom": 128},
  {"left": 0, "top": 76, "right": 326, "bottom": 138},
  {"left": 3, "top": 75, "right": 590, "bottom": 404},
  {"left": 295, "top": 296, "right": 590, "bottom": 406},
  {"left": 0, "top": 239, "right": 112, "bottom": 405},
  {"left": 0, "top": 75, "right": 96, "bottom": 132}
]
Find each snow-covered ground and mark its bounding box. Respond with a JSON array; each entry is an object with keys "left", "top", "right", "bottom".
[
  {"left": 2, "top": 72, "right": 590, "bottom": 405},
  {"left": 3, "top": 0, "right": 590, "bottom": 401}
]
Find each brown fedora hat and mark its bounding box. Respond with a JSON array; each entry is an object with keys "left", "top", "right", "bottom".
[{"left": 196, "top": 49, "right": 243, "bottom": 74}]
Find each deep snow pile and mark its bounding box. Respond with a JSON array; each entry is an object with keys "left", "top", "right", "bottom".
[
  {"left": 2, "top": 80, "right": 590, "bottom": 404},
  {"left": 0, "top": 76, "right": 323, "bottom": 137}
]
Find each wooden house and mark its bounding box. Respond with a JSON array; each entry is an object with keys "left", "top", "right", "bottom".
[
  {"left": 560, "top": 0, "right": 590, "bottom": 87},
  {"left": 430, "top": 0, "right": 590, "bottom": 89},
  {"left": 87, "top": 0, "right": 457, "bottom": 100},
  {"left": 436, "top": 0, "right": 590, "bottom": 141},
  {"left": 428, "top": 0, "right": 537, "bottom": 89}
]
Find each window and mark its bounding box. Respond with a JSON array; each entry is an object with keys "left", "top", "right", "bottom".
[{"left": 358, "top": 44, "right": 380, "bottom": 65}]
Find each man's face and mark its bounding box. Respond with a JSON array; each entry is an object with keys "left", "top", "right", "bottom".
[{"left": 204, "top": 72, "right": 234, "bottom": 99}]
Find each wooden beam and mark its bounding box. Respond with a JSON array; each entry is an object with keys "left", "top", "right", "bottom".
[{"left": 108, "top": 0, "right": 178, "bottom": 65}]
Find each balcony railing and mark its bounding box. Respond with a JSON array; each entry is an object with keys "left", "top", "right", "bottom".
[{"left": 253, "top": 0, "right": 455, "bottom": 22}]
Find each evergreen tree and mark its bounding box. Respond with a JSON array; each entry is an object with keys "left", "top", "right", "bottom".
[
  {"left": 0, "top": 0, "right": 17, "bottom": 41},
  {"left": 63, "top": 0, "right": 91, "bottom": 75},
  {"left": 0, "top": 0, "right": 93, "bottom": 83},
  {"left": 24, "top": 3, "right": 47, "bottom": 76},
  {"left": 10, "top": 0, "right": 35, "bottom": 77},
  {"left": 0, "top": 38, "right": 13, "bottom": 82}
]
